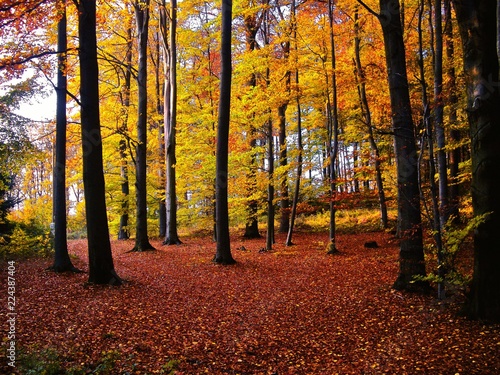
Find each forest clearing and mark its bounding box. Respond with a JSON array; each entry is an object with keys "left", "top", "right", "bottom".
[{"left": 2, "top": 230, "right": 499, "bottom": 374}]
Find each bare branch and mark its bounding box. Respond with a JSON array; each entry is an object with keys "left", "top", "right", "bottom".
[{"left": 356, "top": 0, "right": 380, "bottom": 19}]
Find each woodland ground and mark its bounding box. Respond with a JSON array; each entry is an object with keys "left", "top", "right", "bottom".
[{"left": 2, "top": 231, "right": 500, "bottom": 374}]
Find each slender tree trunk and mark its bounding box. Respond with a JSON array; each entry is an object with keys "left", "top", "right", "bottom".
[
  {"left": 154, "top": 29, "right": 166, "bottom": 240},
  {"left": 444, "top": 0, "right": 460, "bottom": 220},
  {"left": 433, "top": 0, "right": 447, "bottom": 299},
  {"left": 243, "top": 140, "right": 261, "bottom": 238},
  {"left": 452, "top": 0, "right": 500, "bottom": 322},
  {"left": 418, "top": 0, "right": 445, "bottom": 298},
  {"left": 118, "top": 26, "right": 132, "bottom": 241},
  {"left": 50, "top": 0, "right": 78, "bottom": 272},
  {"left": 352, "top": 142, "right": 360, "bottom": 193},
  {"left": 379, "top": 0, "right": 428, "bottom": 292},
  {"left": 278, "top": 41, "right": 291, "bottom": 234},
  {"left": 132, "top": 0, "right": 155, "bottom": 251},
  {"left": 266, "top": 116, "right": 275, "bottom": 250},
  {"left": 326, "top": 0, "right": 339, "bottom": 254},
  {"left": 163, "top": 0, "right": 181, "bottom": 245},
  {"left": 214, "top": 0, "right": 235, "bottom": 264},
  {"left": 434, "top": 0, "right": 448, "bottom": 230},
  {"left": 263, "top": 9, "right": 274, "bottom": 251},
  {"left": 118, "top": 138, "right": 130, "bottom": 240},
  {"left": 242, "top": 11, "right": 261, "bottom": 239},
  {"left": 353, "top": 7, "right": 388, "bottom": 229},
  {"left": 285, "top": 98, "right": 302, "bottom": 247},
  {"left": 278, "top": 101, "right": 290, "bottom": 233},
  {"left": 78, "top": 0, "right": 121, "bottom": 285},
  {"left": 286, "top": 0, "right": 302, "bottom": 247}
]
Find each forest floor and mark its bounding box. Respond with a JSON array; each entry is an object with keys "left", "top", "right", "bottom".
[{"left": 2, "top": 231, "right": 500, "bottom": 374}]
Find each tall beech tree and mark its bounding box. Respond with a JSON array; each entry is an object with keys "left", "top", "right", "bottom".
[
  {"left": 353, "top": 7, "right": 388, "bottom": 229},
  {"left": 162, "top": 0, "right": 182, "bottom": 245},
  {"left": 214, "top": 0, "right": 236, "bottom": 264},
  {"left": 118, "top": 25, "right": 133, "bottom": 241},
  {"left": 277, "top": 18, "right": 291, "bottom": 235},
  {"left": 433, "top": 0, "right": 448, "bottom": 229},
  {"left": 444, "top": 0, "right": 460, "bottom": 220},
  {"left": 78, "top": 0, "right": 121, "bottom": 285},
  {"left": 50, "top": 0, "right": 79, "bottom": 273},
  {"left": 359, "top": 0, "right": 428, "bottom": 291},
  {"left": 242, "top": 3, "right": 261, "bottom": 239},
  {"left": 452, "top": 0, "right": 500, "bottom": 321},
  {"left": 285, "top": 0, "right": 302, "bottom": 247},
  {"left": 131, "top": 0, "right": 155, "bottom": 251},
  {"left": 325, "top": 0, "right": 340, "bottom": 254}
]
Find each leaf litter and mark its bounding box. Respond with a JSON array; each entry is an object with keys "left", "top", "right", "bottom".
[{"left": 2, "top": 231, "right": 499, "bottom": 374}]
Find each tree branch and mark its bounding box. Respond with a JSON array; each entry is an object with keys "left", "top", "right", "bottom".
[
  {"left": 0, "top": 50, "right": 59, "bottom": 70},
  {"left": 356, "top": 0, "right": 380, "bottom": 18}
]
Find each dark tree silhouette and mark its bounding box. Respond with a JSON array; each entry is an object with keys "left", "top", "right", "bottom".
[
  {"left": 357, "top": 0, "right": 428, "bottom": 291},
  {"left": 214, "top": 0, "right": 236, "bottom": 265},
  {"left": 50, "top": 0, "right": 79, "bottom": 273},
  {"left": 131, "top": 0, "right": 155, "bottom": 252},
  {"left": 78, "top": 0, "right": 120, "bottom": 285},
  {"left": 452, "top": 0, "right": 500, "bottom": 322}
]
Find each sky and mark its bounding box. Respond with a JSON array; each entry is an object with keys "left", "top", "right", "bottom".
[{"left": 18, "top": 91, "right": 56, "bottom": 121}]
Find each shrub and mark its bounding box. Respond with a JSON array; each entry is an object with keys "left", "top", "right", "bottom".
[{"left": 0, "top": 224, "right": 53, "bottom": 259}]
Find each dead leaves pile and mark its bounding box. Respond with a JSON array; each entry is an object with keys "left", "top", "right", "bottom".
[{"left": 4, "top": 231, "right": 500, "bottom": 374}]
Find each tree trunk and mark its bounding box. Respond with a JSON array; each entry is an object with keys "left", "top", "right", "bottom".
[
  {"left": 117, "top": 138, "right": 130, "bottom": 240},
  {"left": 243, "top": 139, "right": 261, "bottom": 238},
  {"left": 78, "top": 0, "right": 120, "bottom": 285},
  {"left": 286, "top": 0, "right": 302, "bottom": 247},
  {"left": 263, "top": 10, "right": 274, "bottom": 251},
  {"left": 278, "top": 101, "right": 290, "bottom": 233},
  {"left": 278, "top": 41, "right": 291, "bottom": 234},
  {"left": 353, "top": 6, "right": 388, "bottom": 229},
  {"left": 379, "top": 0, "right": 428, "bottom": 292},
  {"left": 266, "top": 117, "right": 275, "bottom": 250},
  {"left": 452, "top": 0, "right": 500, "bottom": 322},
  {"left": 432, "top": 0, "right": 447, "bottom": 299},
  {"left": 417, "top": 0, "right": 445, "bottom": 298},
  {"left": 118, "top": 25, "right": 132, "bottom": 241},
  {"left": 326, "top": 0, "right": 339, "bottom": 254},
  {"left": 50, "top": 0, "right": 79, "bottom": 272},
  {"left": 163, "top": 0, "right": 181, "bottom": 245},
  {"left": 243, "top": 11, "right": 261, "bottom": 239},
  {"left": 132, "top": 0, "right": 155, "bottom": 251},
  {"left": 154, "top": 25, "right": 166, "bottom": 240},
  {"left": 214, "top": 0, "right": 235, "bottom": 265},
  {"left": 444, "top": 0, "right": 460, "bottom": 220},
  {"left": 434, "top": 0, "right": 449, "bottom": 230}
]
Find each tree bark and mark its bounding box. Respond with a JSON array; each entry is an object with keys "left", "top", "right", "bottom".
[
  {"left": 154, "top": 24, "right": 166, "bottom": 240},
  {"left": 278, "top": 41, "right": 291, "bottom": 234},
  {"left": 286, "top": 0, "right": 302, "bottom": 247},
  {"left": 434, "top": 0, "right": 449, "bottom": 230},
  {"left": 50, "top": 0, "right": 79, "bottom": 272},
  {"left": 326, "top": 0, "right": 339, "bottom": 254},
  {"left": 444, "top": 0, "right": 460, "bottom": 220},
  {"left": 353, "top": 6, "right": 388, "bottom": 229},
  {"left": 243, "top": 10, "right": 261, "bottom": 239},
  {"left": 452, "top": 0, "right": 500, "bottom": 321},
  {"left": 163, "top": 0, "right": 181, "bottom": 245},
  {"left": 78, "top": 0, "right": 120, "bottom": 285},
  {"left": 118, "top": 25, "right": 132, "bottom": 241},
  {"left": 278, "top": 101, "right": 290, "bottom": 233},
  {"left": 132, "top": 0, "right": 155, "bottom": 251},
  {"left": 379, "top": 0, "right": 428, "bottom": 292},
  {"left": 214, "top": 0, "right": 236, "bottom": 264},
  {"left": 266, "top": 116, "right": 275, "bottom": 250}
]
